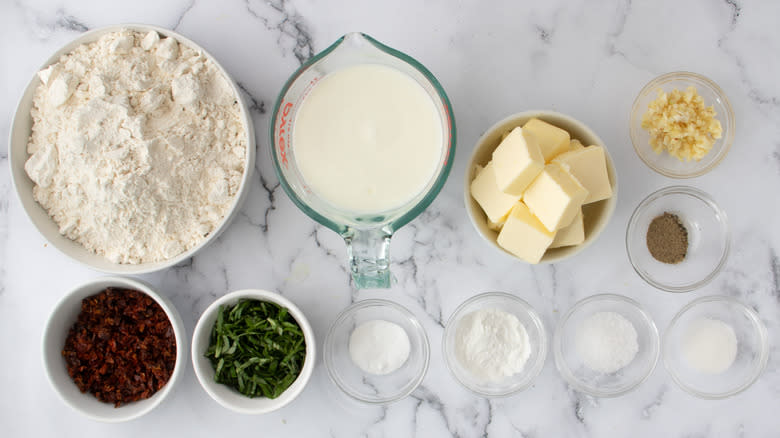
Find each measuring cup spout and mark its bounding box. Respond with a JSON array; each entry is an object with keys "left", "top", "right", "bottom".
[{"left": 343, "top": 227, "right": 393, "bottom": 289}]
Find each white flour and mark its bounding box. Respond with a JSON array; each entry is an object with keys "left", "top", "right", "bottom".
[
  {"left": 25, "top": 30, "right": 246, "bottom": 263},
  {"left": 455, "top": 308, "right": 531, "bottom": 382}
]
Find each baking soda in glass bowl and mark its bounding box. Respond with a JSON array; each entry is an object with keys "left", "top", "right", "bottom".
[{"left": 348, "top": 319, "right": 411, "bottom": 375}]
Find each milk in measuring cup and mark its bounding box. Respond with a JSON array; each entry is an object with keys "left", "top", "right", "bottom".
[{"left": 293, "top": 64, "right": 443, "bottom": 214}]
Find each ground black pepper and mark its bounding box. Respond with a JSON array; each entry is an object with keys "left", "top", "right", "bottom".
[{"left": 646, "top": 212, "right": 688, "bottom": 264}]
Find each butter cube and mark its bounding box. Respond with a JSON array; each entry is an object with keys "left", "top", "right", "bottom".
[
  {"left": 523, "top": 164, "right": 588, "bottom": 231},
  {"left": 523, "top": 118, "right": 571, "bottom": 162},
  {"left": 487, "top": 216, "right": 506, "bottom": 231},
  {"left": 491, "top": 127, "right": 545, "bottom": 196},
  {"left": 552, "top": 145, "right": 613, "bottom": 204},
  {"left": 569, "top": 139, "right": 585, "bottom": 151},
  {"left": 549, "top": 209, "right": 584, "bottom": 248},
  {"left": 470, "top": 161, "right": 521, "bottom": 223},
  {"left": 497, "top": 202, "right": 555, "bottom": 263}
]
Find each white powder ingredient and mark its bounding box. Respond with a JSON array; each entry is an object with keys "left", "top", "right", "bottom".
[
  {"left": 349, "top": 320, "right": 411, "bottom": 375},
  {"left": 455, "top": 309, "right": 531, "bottom": 382},
  {"left": 576, "top": 311, "right": 639, "bottom": 374},
  {"left": 682, "top": 318, "right": 738, "bottom": 374},
  {"left": 24, "top": 30, "right": 246, "bottom": 263}
]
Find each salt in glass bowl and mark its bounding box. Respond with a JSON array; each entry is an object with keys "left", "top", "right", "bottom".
[
  {"left": 442, "top": 292, "right": 547, "bottom": 397},
  {"left": 629, "top": 71, "right": 735, "bottom": 178},
  {"left": 663, "top": 296, "right": 768, "bottom": 399},
  {"left": 626, "top": 185, "right": 729, "bottom": 293},
  {"left": 42, "top": 276, "right": 187, "bottom": 422},
  {"left": 553, "top": 294, "right": 659, "bottom": 397},
  {"left": 323, "top": 299, "right": 430, "bottom": 404}
]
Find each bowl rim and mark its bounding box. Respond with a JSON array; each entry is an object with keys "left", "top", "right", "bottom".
[
  {"left": 629, "top": 71, "right": 735, "bottom": 179},
  {"left": 8, "top": 23, "right": 256, "bottom": 275},
  {"left": 41, "top": 276, "right": 187, "bottom": 422},
  {"left": 463, "top": 110, "right": 618, "bottom": 265},
  {"left": 442, "top": 291, "right": 548, "bottom": 397},
  {"left": 625, "top": 185, "right": 730, "bottom": 293},
  {"left": 661, "top": 295, "right": 769, "bottom": 399},
  {"left": 552, "top": 293, "right": 660, "bottom": 398},
  {"left": 323, "top": 298, "right": 430, "bottom": 405},
  {"left": 190, "top": 289, "right": 316, "bottom": 414}
]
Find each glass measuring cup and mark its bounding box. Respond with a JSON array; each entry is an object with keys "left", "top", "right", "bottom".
[{"left": 270, "top": 32, "right": 455, "bottom": 289}]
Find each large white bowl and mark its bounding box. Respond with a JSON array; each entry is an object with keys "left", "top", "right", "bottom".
[
  {"left": 42, "top": 276, "right": 187, "bottom": 422},
  {"left": 464, "top": 111, "right": 618, "bottom": 264},
  {"left": 8, "top": 24, "right": 256, "bottom": 274},
  {"left": 191, "top": 289, "right": 316, "bottom": 414}
]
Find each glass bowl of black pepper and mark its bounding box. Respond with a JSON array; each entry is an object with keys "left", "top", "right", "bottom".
[{"left": 626, "top": 186, "right": 730, "bottom": 292}]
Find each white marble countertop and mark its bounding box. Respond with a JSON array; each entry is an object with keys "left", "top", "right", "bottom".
[{"left": 2, "top": 0, "right": 778, "bottom": 436}]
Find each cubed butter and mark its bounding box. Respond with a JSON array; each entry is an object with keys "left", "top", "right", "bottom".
[
  {"left": 569, "top": 139, "right": 585, "bottom": 151},
  {"left": 491, "top": 127, "right": 545, "bottom": 196},
  {"left": 497, "top": 202, "right": 555, "bottom": 263},
  {"left": 470, "top": 161, "right": 521, "bottom": 223},
  {"left": 487, "top": 216, "right": 506, "bottom": 231},
  {"left": 552, "top": 145, "right": 613, "bottom": 204},
  {"left": 523, "top": 164, "right": 588, "bottom": 231},
  {"left": 549, "top": 209, "right": 584, "bottom": 248},
  {"left": 523, "top": 118, "right": 571, "bottom": 162}
]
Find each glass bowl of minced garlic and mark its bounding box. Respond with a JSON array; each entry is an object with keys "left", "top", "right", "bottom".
[{"left": 630, "top": 72, "right": 734, "bottom": 178}]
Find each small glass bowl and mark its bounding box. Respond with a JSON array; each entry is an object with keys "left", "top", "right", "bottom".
[
  {"left": 324, "top": 299, "right": 429, "bottom": 404},
  {"left": 553, "top": 294, "right": 659, "bottom": 397},
  {"left": 442, "top": 292, "right": 547, "bottom": 397},
  {"left": 626, "top": 186, "right": 730, "bottom": 292},
  {"left": 663, "top": 296, "right": 769, "bottom": 399},
  {"left": 630, "top": 71, "right": 735, "bottom": 178}
]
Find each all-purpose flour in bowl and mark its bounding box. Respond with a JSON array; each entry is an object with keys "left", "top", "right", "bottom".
[{"left": 23, "top": 29, "right": 247, "bottom": 264}]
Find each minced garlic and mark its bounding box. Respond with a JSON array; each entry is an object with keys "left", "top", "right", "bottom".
[{"left": 641, "top": 86, "right": 722, "bottom": 162}]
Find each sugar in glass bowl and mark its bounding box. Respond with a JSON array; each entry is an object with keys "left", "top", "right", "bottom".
[
  {"left": 663, "top": 296, "right": 768, "bottom": 399},
  {"left": 553, "top": 294, "right": 659, "bottom": 397},
  {"left": 42, "top": 276, "right": 186, "bottom": 422},
  {"left": 442, "top": 292, "right": 547, "bottom": 397},
  {"left": 324, "top": 299, "right": 430, "bottom": 405},
  {"left": 626, "top": 185, "right": 729, "bottom": 292},
  {"left": 630, "top": 71, "right": 735, "bottom": 178}
]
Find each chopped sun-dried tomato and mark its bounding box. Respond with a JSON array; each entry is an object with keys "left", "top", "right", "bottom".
[{"left": 62, "top": 287, "right": 176, "bottom": 407}]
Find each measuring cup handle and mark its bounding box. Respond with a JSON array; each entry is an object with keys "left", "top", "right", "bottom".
[{"left": 343, "top": 227, "right": 393, "bottom": 289}]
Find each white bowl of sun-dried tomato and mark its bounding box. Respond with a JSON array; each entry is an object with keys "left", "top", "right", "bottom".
[{"left": 42, "top": 276, "right": 186, "bottom": 422}]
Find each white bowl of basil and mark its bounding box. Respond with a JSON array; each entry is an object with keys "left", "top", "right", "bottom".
[{"left": 191, "top": 289, "right": 315, "bottom": 414}]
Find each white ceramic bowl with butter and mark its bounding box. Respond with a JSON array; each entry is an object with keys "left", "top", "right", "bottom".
[
  {"left": 464, "top": 111, "right": 618, "bottom": 264},
  {"left": 8, "top": 24, "right": 255, "bottom": 275}
]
